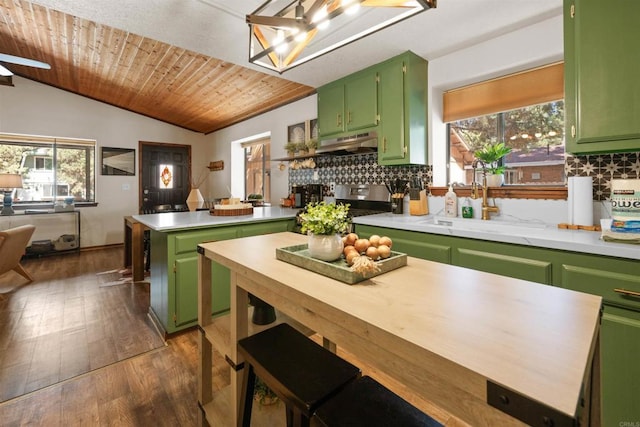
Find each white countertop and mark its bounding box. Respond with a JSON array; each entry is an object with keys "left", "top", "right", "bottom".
[
  {"left": 132, "top": 206, "right": 297, "bottom": 232},
  {"left": 354, "top": 213, "right": 640, "bottom": 260}
]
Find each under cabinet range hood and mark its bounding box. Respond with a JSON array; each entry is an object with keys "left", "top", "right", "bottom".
[{"left": 315, "top": 132, "right": 377, "bottom": 155}]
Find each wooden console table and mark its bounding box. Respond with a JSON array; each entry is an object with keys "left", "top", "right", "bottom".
[{"left": 197, "top": 232, "right": 602, "bottom": 426}]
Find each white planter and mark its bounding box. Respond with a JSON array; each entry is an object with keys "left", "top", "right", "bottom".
[
  {"left": 485, "top": 174, "right": 504, "bottom": 187},
  {"left": 307, "top": 233, "right": 344, "bottom": 262}
]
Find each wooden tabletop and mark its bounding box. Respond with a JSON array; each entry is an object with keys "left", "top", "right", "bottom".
[{"left": 198, "top": 232, "right": 602, "bottom": 426}]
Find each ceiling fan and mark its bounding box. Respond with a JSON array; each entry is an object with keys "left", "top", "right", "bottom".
[{"left": 0, "top": 53, "right": 51, "bottom": 77}]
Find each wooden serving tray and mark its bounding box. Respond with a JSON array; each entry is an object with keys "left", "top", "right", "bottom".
[
  {"left": 210, "top": 207, "right": 254, "bottom": 216},
  {"left": 275, "top": 244, "right": 407, "bottom": 284}
]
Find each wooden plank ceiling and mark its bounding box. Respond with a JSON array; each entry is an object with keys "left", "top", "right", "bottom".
[{"left": 0, "top": 0, "right": 316, "bottom": 134}]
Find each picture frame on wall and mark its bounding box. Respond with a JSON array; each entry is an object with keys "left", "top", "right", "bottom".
[
  {"left": 309, "top": 119, "right": 318, "bottom": 140},
  {"left": 287, "top": 122, "right": 306, "bottom": 143},
  {"left": 101, "top": 147, "right": 135, "bottom": 176}
]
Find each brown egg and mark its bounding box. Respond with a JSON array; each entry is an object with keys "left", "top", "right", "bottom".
[
  {"left": 345, "top": 233, "right": 359, "bottom": 246},
  {"left": 343, "top": 245, "right": 356, "bottom": 256},
  {"left": 379, "top": 236, "right": 393, "bottom": 248},
  {"left": 377, "top": 244, "right": 391, "bottom": 259},
  {"left": 368, "top": 235, "right": 381, "bottom": 247},
  {"left": 346, "top": 251, "right": 360, "bottom": 266},
  {"left": 342, "top": 236, "right": 348, "bottom": 245},
  {"left": 354, "top": 238, "right": 371, "bottom": 254},
  {"left": 365, "top": 246, "right": 379, "bottom": 260}
]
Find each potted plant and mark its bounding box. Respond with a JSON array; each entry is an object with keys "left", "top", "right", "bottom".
[
  {"left": 305, "top": 138, "right": 318, "bottom": 155},
  {"left": 299, "top": 202, "right": 351, "bottom": 261},
  {"left": 474, "top": 142, "right": 512, "bottom": 187},
  {"left": 296, "top": 141, "right": 308, "bottom": 156},
  {"left": 284, "top": 141, "right": 297, "bottom": 157}
]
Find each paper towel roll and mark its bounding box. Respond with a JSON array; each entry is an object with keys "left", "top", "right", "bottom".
[{"left": 568, "top": 176, "right": 593, "bottom": 226}]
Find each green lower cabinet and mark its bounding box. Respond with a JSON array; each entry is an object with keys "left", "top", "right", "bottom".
[
  {"left": 150, "top": 219, "right": 293, "bottom": 334},
  {"left": 455, "top": 248, "right": 552, "bottom": 284},
  {"left": 600, "top": 306, "right": 640, "bottom": 427}
]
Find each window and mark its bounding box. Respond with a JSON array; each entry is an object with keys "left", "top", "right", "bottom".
[
  {"left": 444, "top": 62, "right": 565, "bottom": 187},
  {"left": 243, "top": 138, "right": 271, "bottom": 202},
  {"left": 0, "top": 133, "right": 95, "bottom": 204},
  {"left": 449, "top": 101, "right": 565, "bottom": 186}
]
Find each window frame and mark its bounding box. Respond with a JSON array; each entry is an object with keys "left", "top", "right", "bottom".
[{"left": 0, "top": 133, "right": 96, "bottom": 208}]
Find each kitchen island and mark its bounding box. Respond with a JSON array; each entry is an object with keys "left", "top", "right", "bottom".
[
  {"left": 197, "top": 232, "right": 602, "bottom": 426},
  {"left": 132, "top": 207, "right": 296, "bottom": 334}
]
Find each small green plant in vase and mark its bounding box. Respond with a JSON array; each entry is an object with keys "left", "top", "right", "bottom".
[
  {"left": 305, "top": 138, "right": 318, "bottom": 155},
  {"left": 474, "top": 142, "right": 512, "bottom": 186},
  {"left": 284, "top": 141, "right": 297, "bottom": 157},
  {"left": 299, "top": 202, "right": 351, "bottom": 261},
  {"left": 296, "top": 141, "right": 308, "bottom": 156}
]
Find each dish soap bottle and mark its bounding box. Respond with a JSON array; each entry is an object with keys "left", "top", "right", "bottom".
[
  {"left": 444, "top": 184, "right": 457, "bottom": 217},
  {"left": 462, "top": 198, "right": 473, "bottom": 219}
]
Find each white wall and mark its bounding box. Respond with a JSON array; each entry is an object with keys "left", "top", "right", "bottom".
[
  {"left": 0, "top": 76, "right": 207, "bottom": 247},
  {"left": 203, "top": 94, "right": 317, "bottom": 202}
]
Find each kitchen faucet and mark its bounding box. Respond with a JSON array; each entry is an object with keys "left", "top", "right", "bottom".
[{"left": 471, "top": 159, "right": 499, "bottom": 220}]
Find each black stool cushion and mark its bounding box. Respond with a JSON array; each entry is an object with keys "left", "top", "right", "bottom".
[
  {"left": 238, "top": 323, "right": 360, "bottom": 415},
  {"left": 314, "top": 376, "right": 443, "bottom": 427}
]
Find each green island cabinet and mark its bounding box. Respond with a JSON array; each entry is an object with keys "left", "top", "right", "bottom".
[
  {"left": 317, "top": 51, "right": 428, "bottom": 165},
  {"left": 564, "top": 0, "right": 640, "bottom": 154},
  {"left": 356, "top": 224, "right": 640, "bottom": 425},
  {"left": 317, "top": 68, "right": 378, "bottom": 138},
  {"left": 149, "top": 219, "right": 293, "bottom": 334}
]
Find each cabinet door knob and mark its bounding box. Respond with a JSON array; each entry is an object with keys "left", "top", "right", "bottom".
[
  {"left": 337, "top": 114, "right": 342, "bottom": 127},
  {"left": 614, "top": 288, "right": 640, "bottom": 299}
]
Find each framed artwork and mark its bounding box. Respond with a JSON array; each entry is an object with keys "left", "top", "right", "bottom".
[
  {"left": 309, "top": 119, "right": 318, "bottom": 140},
  {"left": 101, "top": 147, "right": 135, "bottom": 175},
  {"left": 287, "top": 122, "right": 306, "bottom": 143}
]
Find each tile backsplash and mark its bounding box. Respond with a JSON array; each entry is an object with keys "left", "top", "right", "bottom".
[
  {"left": 288, "top": 151, "right": 640, "bottom": 201},
  {"left": 566, "top": 152, "right": 640, "bottom": 201},
  {"left": 288, "top": 153, "right": 432, "bottom": 195}
]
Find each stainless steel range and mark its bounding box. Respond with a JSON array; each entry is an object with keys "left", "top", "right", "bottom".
[
  {"left": 334, "top": 184, "right": 391, "bottom": 216},
  {"left": 294, "top": 184, "right": 391, "bottom": 234}
]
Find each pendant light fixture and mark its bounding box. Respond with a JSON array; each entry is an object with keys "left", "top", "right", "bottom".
[{"left": 246, "top": 0, "right": 436, "bottom": 73}]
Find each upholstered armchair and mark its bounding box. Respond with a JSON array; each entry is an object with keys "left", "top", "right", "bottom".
[{"left": 0, "top": 224, "right": 36, "bottom": 283}]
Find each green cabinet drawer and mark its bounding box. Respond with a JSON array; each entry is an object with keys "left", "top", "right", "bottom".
[
  {"left": 237, "top": 220, "right": 292, "bottom": 237},
  {"left": 455, "top": 248, "right": 552, "bottom": 284},
  {"left": 561, "top": 264, "right": 640, "bottom": 311},
  {"left": 173, "top": 228, "right": 238, "bottom": 255}
]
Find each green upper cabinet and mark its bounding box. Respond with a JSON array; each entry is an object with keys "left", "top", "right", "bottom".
[
  {"left": 317, "top": 69, "right": 378, "bottom": 138},
  {"left": 564, "top": 0, "right": 640, "bottom": 154},
  {"left": 377, "top": 52, "right": 428, "bottom": 165}
]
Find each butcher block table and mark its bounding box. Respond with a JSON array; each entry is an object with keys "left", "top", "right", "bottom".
[{"left": 197, "top": 232, "right": 602, "bottom": 426}]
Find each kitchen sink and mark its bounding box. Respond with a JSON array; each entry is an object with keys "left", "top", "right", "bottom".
[{"left": 431, "top": 216, "right": 549, "bottom": 234}]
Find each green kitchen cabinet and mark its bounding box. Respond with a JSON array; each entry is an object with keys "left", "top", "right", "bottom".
[
  {"left": 377, "top": 51, "right": 428, "bottom": 165},
  {"left": 317, "top": 69, "right": 378, "bottom": 138},
  {"left": 564, "top": 0, "right": 640, "bottom": 154},
  {"left": 149, "top": 219, "right": 294, "bottom": 334},
  {"left": 561, "top": 264, "right": 640, "bottom": 426}
]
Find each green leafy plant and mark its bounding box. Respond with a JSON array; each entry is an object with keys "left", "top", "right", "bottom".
[
  {"left": 474, "top": 142, "right": 512, "bottom": 175},
  {"left": 254, "top": 377, "right": 278, "bottom": 406},
  {"left": 299, "top": 202, "right": 351, "bottom": 235},
  {"left": 247, "top": 193, "right": 263, "bottom": 200},
  {"left": 296, "top": 141, "right": 308, "bottom": 153},
  {"left": 305, "top": 139, "right": 318, "bottom": 150},
  {"left": 284, "top": 141, "right": 298, "bottom": 154}
]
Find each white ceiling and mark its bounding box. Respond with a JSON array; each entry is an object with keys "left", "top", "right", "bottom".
[{"left": 28, "top": 0, "right": 563, "bottom": 88}]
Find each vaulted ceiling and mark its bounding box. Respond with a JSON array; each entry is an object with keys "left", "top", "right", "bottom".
[{"left": 0, "top": 0, "right": 562, "bottom": 134}]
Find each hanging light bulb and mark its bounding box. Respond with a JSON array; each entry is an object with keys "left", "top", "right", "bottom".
[
  {"left": 295, "top": 1, "right": 304, "bottom": 20},
  {"left": 313, "top": 5, "right": 330, "bottom": 30},
  {"left": 342, "top": 0, "right": 360, "bottom": 15},
  {"left": 273, "top": 29, "right": 288, "bottom": 54}
]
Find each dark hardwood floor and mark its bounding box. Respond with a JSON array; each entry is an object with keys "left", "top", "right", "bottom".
[{"left": 0, "top": 247, "right": 210, "bottom": 426}]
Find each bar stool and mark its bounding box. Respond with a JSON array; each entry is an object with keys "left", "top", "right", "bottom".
[
  {"left": 237, "top": 323, "right": 361, "bottom": 427},
  {"left": 314, "top": 376, "right": 443, "bottom": 427}
]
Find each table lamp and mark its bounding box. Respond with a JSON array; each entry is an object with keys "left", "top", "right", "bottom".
[{"left": 0, "top": 173, "right": 23, "bottom": 215}]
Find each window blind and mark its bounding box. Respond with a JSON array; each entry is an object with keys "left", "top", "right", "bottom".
[{"left": 443, "top": 62, "right": 564, "bottom": 123}]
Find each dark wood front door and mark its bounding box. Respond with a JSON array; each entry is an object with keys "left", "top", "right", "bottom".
[{"left": 139, "top": 142, "right": 191, "bottom": 213}]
